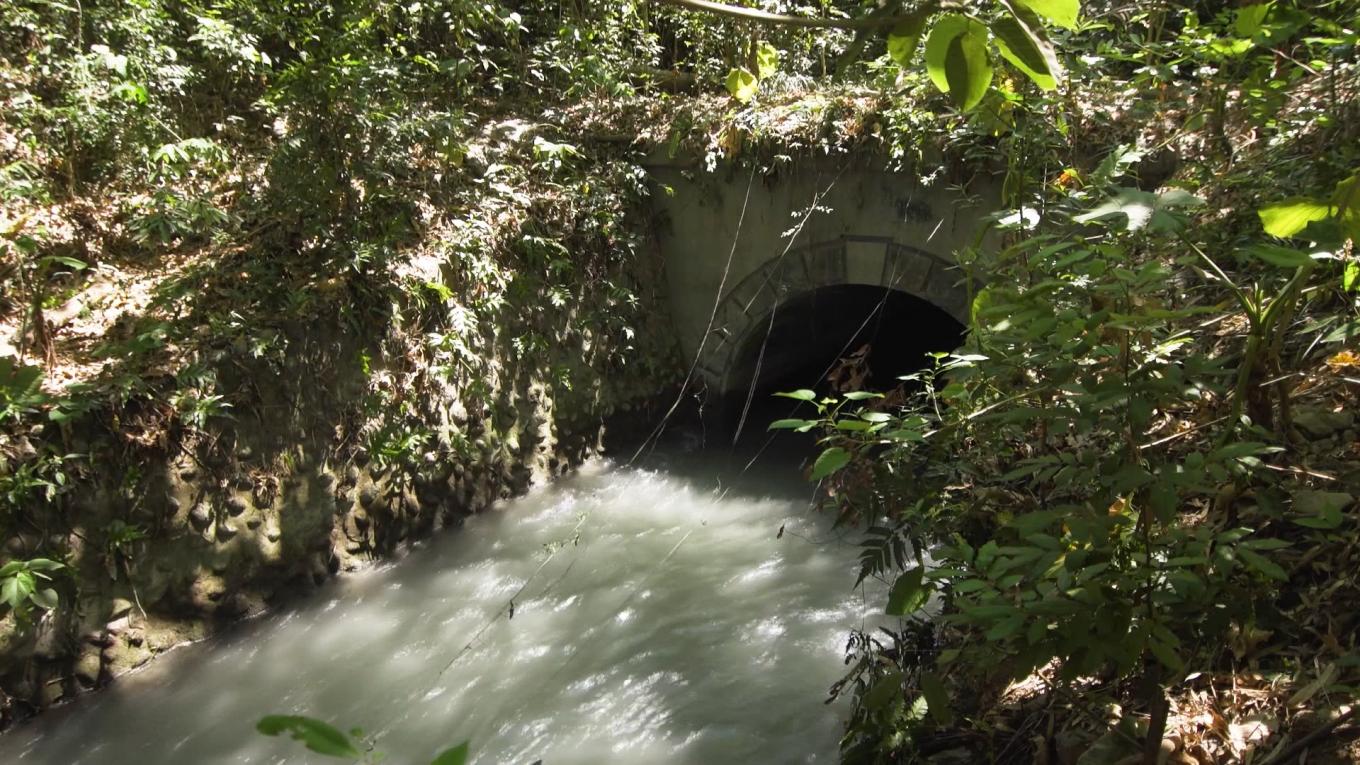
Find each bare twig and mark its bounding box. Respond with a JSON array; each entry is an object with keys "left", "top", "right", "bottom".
[{"left": 1260, "top": 707, "right": 1358, "bottom": 765}]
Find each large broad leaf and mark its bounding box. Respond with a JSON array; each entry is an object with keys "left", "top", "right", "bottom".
[
  {"left": 1014, "top": 0, "right": 1080, "bottom": 29},
  {"left": 1234, "top": 3, "right": 1273, "bottom": 38},
  {"left": 809, "top": 446, "right": 851, "bottom": 482},
  {"left": 724, "top": 67, "right": 758, "bottom": 103},
  {"left": 991, "top": 2, "right": 1062, "bottom": 90},
  {"left": 925, "top": 15, "right": 993, "bottom": 110},
  {"left": 1075, "top": 187, "right": 1203, "bottom": 232},
  {"left": 755, "top": 42, "right": 779, "bottom": 79},
  {"left": 431, "top": 741, "right": 470, "bottom": 765},
  {"left": 887, "top": 12, "right": 929, "bottom": 66},
  {"left": 1259, "top": 198, "right": 1332, "bottom": 239},
  {"left": 886, "top": 565, "right": 932, "bottom": 615},
  {"left": 256, "top": 715, "right": 363, "bottom": 759}
]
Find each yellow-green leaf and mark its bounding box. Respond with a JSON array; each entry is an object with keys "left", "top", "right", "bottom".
[
  {"left": 1014, "top": 0, "right": 1080, "bottom": 29},
  {"left": 925, "top": 16, "right": 992, "bottom": 110},
  {"left": 755, "top": 41, "right": 779, "bottom": 79},
  {"left": 1258, "top": 198, "right": 1332, "bottom": 239},
  {"left": 991, "top": 2, "right": 1062, "bottom": 90},
  {"left": 724, "top": 67, "right": 758, "bottom": 103},
  {"left": 887, "top": 12, "right": 929, "bottom": 66},
  {"left": 1234, "top": 3, "right": 1272, "bottom": 38}
]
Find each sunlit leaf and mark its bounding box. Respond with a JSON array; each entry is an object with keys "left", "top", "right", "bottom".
[
  {"left": 1014, "top": 0, "right": 1079, "bottom": 29},
  {"left": 1258, "top": 198, "right": 1332, "bottom": 239},
  {"left": 887, "top": 12, "right": 929, "bottom": 66},
  {"left": 755, "top": 42, "right": 779, "bottom": 79},
  {"left": 774, "top": 389, "right": 817, "bottom": 401},
  {"left": 925, "top": 15, "right": 993, "bottom": 110},
  {"left": 1234, "top": 3, "right": 1273, "bottom": 37},
  {"left": 724, "top": 67, "right": 758, "bottom": 103},
  {"left": 991, "top": 2, "right": 1062, "bottom": 90}
]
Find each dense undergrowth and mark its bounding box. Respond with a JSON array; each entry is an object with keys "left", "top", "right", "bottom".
[
  {"left": 2, "top": 0, "right": 1359, "bottom": 762},
  {"left": 759, "top": 4, "right": 1360, "bottom": 764}
]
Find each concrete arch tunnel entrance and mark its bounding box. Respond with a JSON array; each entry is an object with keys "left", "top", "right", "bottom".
[
  {"left": 696, "top": 237, "right": 970, "bottom": 430},
  {"left": 647, "top": 160, "right": 997, "bottom": 440}
]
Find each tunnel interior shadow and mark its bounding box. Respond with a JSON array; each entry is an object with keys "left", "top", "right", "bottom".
[{"left": 715, "top": 284, "right": 967, "bottom": 456}]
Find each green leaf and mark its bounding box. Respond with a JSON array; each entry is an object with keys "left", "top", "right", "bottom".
[
  {"left": 431, "top": 741, "right": 470, "bottom": 765},
  {"left": 918, "top": 672, "right": 954, "bottom": 726},
  {"left": 944, "top": 29, "right": 992, "bottom": 110},
  {"left": 991, "top": 2, "right": 1062, "bottom": 90},
  {"left": 1321, "top": 319, "right": 1360, "bottom": 344},
  {"left": 810, "top": 446, "right": 851, "bottom": 481},
  {"left": 1007, "top": 509, "right": 1062, "bottom": 535},
  {"left": 1259, "top": 198, "right": 1333, "bottom": 239},
  {"left": 0, "top": 577, "right": 22, "bottom": 609},
  {"left": 925, "top": 15, "right": 993, "bottom": 110},
  {"left": 40, "top": 255, "right": 88, "bottom": 271},
  {"left": 774, "top": 389, "right": 817, "bottom": 401},
  {"left": 985, "top": 615, "right": 1024, "bottom": 640},
  {"left": 1147, "top": 636, "right": 1185, "bottom": 674},
  {"left": 1014, "top": 0, "right": 1079, "bottom": 29},
  {"left": 755, "top": 42, "right": 779, "bottom": 79},
  {"left": 835, "top": 420, "right": 872, "bottom": 432},
  {"left": 1332, "top": 173, "right": 1360, "bottom": 238},
  {"left": 1234, "top": 3, "right": 1273, "bottom": 37},
  {"left": 863, "top": 670, "right": 903, "bottom": 712},
  {"left": 724, "top": 67, "right": 758, "bottom": 103},
  {"left": 1291, "top": 490, "right": 1351, "bottom": 529},
  {"left": 887, "top": 12, "right": 929, "bottom": 66},
  {"left": 842, "top": 391, "right": 883, "bottom": 401},
  {"left": 767, "top": 418, "right": 813, "bottom": 430},
  {"left": 1244, "top": 244, "right": 1315, "bottom": 268},
  {"left": 28, "top": 588, "right": 59, "bottom": 610},
  {"left": 886, "top": 565, "right": 932, "bottom": 615},
  {"left": 1342, "top": 261, "right": 1360, "bottom": 292},
  {"left": 1237, "top": 547, "right": 1288, "bottom": 581},
  {"left": 256, "top": 715, "right": 363, "bottom": 759}
]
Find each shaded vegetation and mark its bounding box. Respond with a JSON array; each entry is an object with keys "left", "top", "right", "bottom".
[{"left": 1, "top": 0, "right": 1358, "bottom": 762}]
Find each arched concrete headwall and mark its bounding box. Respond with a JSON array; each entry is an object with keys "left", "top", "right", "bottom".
[{"left": 648, "top": 159, "right": 997, "bottom": 393}]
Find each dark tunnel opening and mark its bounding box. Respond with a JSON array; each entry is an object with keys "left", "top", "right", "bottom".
[{"left": 719, "top": 285, "right": 966, "bottom": 444}]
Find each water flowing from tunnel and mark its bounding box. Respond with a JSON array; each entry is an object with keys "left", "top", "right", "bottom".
[{"left": 0, "top": 452, "right": 888, "bottom": 764}]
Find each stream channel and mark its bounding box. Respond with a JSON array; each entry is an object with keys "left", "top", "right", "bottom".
[{"left": 0, "top": 438, "right": 887, "bottom": 764}]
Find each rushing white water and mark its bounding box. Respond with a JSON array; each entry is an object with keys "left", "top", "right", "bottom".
[{"left": 0, "top": 454, "right": 886, "bottom": 764}]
